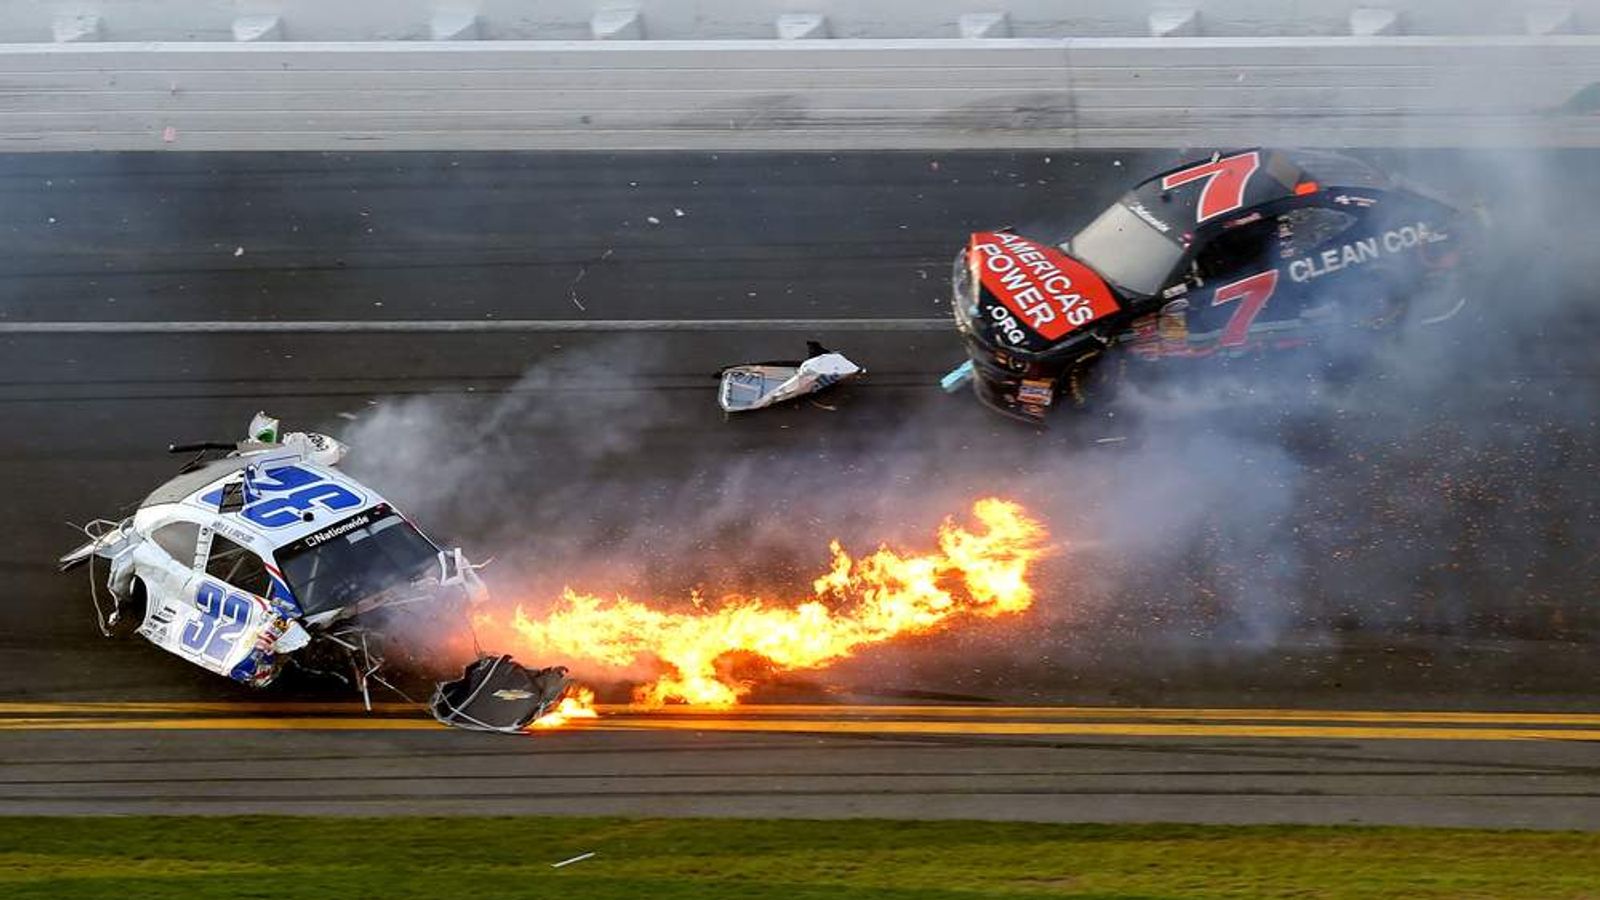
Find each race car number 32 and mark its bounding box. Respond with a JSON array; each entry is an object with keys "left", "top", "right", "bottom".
[
  {"left": 205, "top": 464, "right": 364, "bottom": 529},
  {"left": 180, "top": 581, "right": 252, "bottom": 664}
]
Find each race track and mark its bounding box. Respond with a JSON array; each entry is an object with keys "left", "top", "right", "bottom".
[{"left": 1, "top": 150, "right": 1596, "bottom": 828}]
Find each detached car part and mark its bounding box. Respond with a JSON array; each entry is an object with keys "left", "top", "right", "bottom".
[
  {"left": 718, "top": 341, "right": 862, "bottom": 412},
  {"left": 430, "top": 656, "right": 572, "bottom": 733}
]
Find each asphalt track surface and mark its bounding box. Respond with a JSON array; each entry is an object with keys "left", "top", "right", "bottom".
[{"left": 1, "top": 150, "right": 1597, "bottom": 827}]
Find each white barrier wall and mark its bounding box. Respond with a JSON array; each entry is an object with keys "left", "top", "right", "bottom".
[
  {"left": 1, "top": 38, "right": 1597, "bottom": 150},
  {"left": 4, "top": 1, "right": 1599, "bottom": 41}
]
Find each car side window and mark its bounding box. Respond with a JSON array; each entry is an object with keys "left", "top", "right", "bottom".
[
  {"left": 152, "top": 522, "right": 202, "bottom": 567},
  {"left": 1192, "top": 218, "right": 1278, "bottom": 281},
  {"left": 205, "top": 535, "right": 271, "bottom": 597},
  {"left": 1277, "top": 207, "right": 1357, "bottom": 257}
]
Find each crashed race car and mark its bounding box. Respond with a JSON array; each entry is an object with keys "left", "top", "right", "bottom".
[
  {"left": 59, "top": 413, "right": 571, "bottom": 733},
  {"left": 945, "top": 148, "right": 1470, "bottom": 421}
]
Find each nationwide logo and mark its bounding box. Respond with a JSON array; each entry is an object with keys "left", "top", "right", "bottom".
[
  {"left": 968, "top": 231, "right": 1120, "bottom": 344},
  {"left": 301, "top": 512, "right": 372, "bottom": 548}
]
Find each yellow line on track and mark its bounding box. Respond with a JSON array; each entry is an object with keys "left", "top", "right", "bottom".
[
  {"left": 0, "top": 702, "right": 418, "bottom": 715},
  {"left": 0, "top": 715, "right": 1595, "bottom": 741},
  {"left": 590, "top": 705, "right": 1600, "bottom": 726},
  {"left": 0, "top": 717, "right": 441, "bottom": 731},
  {"left": 593, "top": 718, "right": 1600, "bottom": 742},
  {"left": 2, "top": 702, "right": 1598, "bottom": 726}
]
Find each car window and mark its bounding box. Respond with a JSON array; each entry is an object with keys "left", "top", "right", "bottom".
[
  {"left": 152, "top": 521, "right": 201, "bottom": 567},
  {"left": 1193, "top": 218, "right": 1278, "bottom": 281},
  {"left": 277, "top": 511, "right": 440, "bottom": 617},
  {"left": 1067, "top": 202, "right": 1186, "bottom": 297},
  {"left": 1278, "top": 207, "right": 1358, "bottom": 257},
  {"left": 205, "top": 535, "right": 271, "bottom": 597}
]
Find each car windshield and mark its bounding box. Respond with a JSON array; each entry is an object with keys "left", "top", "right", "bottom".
[
  {"left": 1067, "top": 202, "right": 1186, "bottom": 296},
  {"left": 277, "top": 511, "right": 439, "bottom": 616}
]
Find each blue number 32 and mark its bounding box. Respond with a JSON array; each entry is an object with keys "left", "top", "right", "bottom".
[
  {"left": 180, "top": 582, "right": 252, "bottom": 663},
  {"left": 203, "top": 464, "right": 363, "bottom": 529}
]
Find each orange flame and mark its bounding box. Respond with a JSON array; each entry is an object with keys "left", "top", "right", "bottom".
[
  {"left": 529, "top": 686, "right": 598, "bottom": 729},
  {"left": 492, "top": 498, "right": 1048, "bottom": 708}
]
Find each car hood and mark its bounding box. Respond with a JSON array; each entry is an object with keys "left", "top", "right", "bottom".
[{"left": 964, "top": 231, "right": 1123, "bottom": 355}]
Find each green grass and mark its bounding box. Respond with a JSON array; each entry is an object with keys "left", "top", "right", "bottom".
[{"left": 1, "top": 817, "right": 1597, "bottom": 899}]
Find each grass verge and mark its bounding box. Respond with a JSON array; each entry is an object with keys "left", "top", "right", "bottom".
[{"left": 1, "top": 817, "right": 1597, "bottom": 899}]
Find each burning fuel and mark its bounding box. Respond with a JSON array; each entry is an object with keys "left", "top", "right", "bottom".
[
  {"left": 529, "top": 686, "right": 599, "bottom": 729},
  {"left": 485, "top": 498, "right": 1049, "bottom": 708}
]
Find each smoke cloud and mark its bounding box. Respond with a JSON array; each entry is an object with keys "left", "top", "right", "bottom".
[{"left": 329, "top": 142, "right": 1600, "bottom": 701}]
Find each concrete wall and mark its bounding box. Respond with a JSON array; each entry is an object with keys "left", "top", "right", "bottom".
[
  {"left": 3, "top": 0, "right": 1599, "bottom": 42},
  {"left": 1, "top": 38, "right": 1597, "bottom": 151}
]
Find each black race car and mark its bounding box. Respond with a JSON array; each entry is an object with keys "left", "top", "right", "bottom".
[{"left": 945, "top": 148, "right": 1468, "bottom": 421}]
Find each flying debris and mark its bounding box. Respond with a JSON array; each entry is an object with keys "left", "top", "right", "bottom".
[
  {"left": 718, "top": 341, "right": 862, "bottom": 412},
  {"left": 59, "top": 412, "right": 575, "bottom": 732}
]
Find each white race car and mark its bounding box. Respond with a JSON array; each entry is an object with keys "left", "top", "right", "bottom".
[{"left": 60, "top": 413, "right": 569, "bottom": 732}]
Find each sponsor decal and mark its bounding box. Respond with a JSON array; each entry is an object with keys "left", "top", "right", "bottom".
[
  {"left": 1287, "top": 222, "right": 1436, "bottom": 283},
  {"left": 968, "top": 231, "right": 1120, "bottom": 346},
  {"left": 1333, "top": 194, "right": 1378, "bottom": 208},
  {"left": 1126, "top": 201, "right": 1171, "bottom": 233},
  {"left": 493, "top": 689, "right": 536, "bottom": 701},
  {"left": 1017, "top": 380, "right": 1054, "bottom": 406},
  {"left": 301, "top": 512, "right": 372, "bottom": 548}
]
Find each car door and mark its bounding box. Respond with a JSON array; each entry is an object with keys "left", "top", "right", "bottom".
[
  {"left": 1182, "top": 215, "right": 1286, "bottom": 350},
  {"left": 166, "top": 531, "right": 290, "bottom": 681},
  {"left": 139, "top": 526, "right": 282, "bottom": 683}
]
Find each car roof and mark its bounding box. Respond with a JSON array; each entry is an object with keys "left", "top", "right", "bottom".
[
  {"left": 141, "top": 450, "right": 394, "bottom": 552},
  {"left": 143, "top": 457, "right": 253, "bottom": 508},
  {"left": 1125, "top": 148, "right": 1395, "bottom": 231}
]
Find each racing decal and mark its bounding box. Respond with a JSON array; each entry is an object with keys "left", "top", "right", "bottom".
[
  {"left": 1017, "top": 379, "right": 1054, "bottom": 407},
  {"left": 162, "top": 577, "right": 298, "bottom": 684},
  {"left": 278, "top": 504, "right": 393, "bottom": 559},
  {"left": 1287, "top": 222, "right": 1438, "bottom": 283},
  {"left": 1160, "top": 151, "right": 1260, "bottom": 223},
  {"left": 1125, "top": 201, "right": 1172, "bottom": 233},
  {"left": 968, "top": 232, "right": 1119, "bottom": 346},
  {"left": 1211, "top": 269, "right": 1280, "bottom": 348},
  {"left": 179, "top": 581, "right": 254, "bottom": 665},
  {"left": 262, "top": 561, "right": 300, "bottom": 615},
  {"left": 300, "top": 509, "right": 374, "bottom": 548},
  {"left": 200, "top": 464, "right": 365, "bottom": 529}
]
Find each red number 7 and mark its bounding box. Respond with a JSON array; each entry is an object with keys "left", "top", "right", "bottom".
[
  {"left": 1211, "top": 269, "right": 1279, "bottom": 348},
  {"left": 1160, "top": 151, "right": 1260, "bottom": 223}
]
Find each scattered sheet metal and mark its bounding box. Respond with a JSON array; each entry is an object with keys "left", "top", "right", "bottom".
[
  {"left": 940, "top": 359, "right": 974, "bottom": 393},
  {"left": 718, "top": 341, "right": 862, "bottom": 412},
  {"left": 429, "top": 655, "right": 571, "bottom": 733}
]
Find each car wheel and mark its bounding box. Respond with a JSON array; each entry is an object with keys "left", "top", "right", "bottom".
[{"left": 108, "top": 577, "right": 148, "bottom": 638}]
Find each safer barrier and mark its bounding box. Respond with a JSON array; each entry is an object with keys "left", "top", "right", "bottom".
[{"left": 1, "top": 38, "right": 1597, "bottom": 150}]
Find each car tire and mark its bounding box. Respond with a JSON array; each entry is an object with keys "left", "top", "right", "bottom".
[{"left": 108, "top": 577, "right": 148, "bottom": 638}]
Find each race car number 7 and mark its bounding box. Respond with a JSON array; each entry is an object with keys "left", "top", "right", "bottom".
[
  {"left": 1160, "top": 151, "right": 1260, "bottom": 223},
  {"left": 1211, "top": 269, "right": 1280, "bottom": 348}
]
